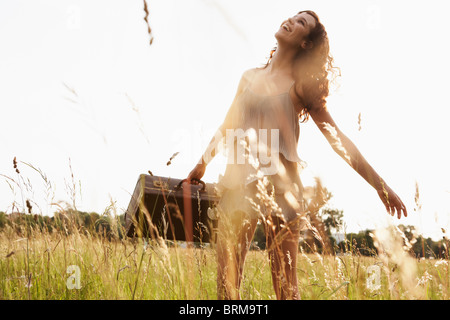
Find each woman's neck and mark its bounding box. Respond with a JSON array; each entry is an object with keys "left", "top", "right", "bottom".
[{"left": 267, "top": 45, "right": 298, "bottom": 75}]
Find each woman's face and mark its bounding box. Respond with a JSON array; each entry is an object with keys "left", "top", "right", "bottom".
[{"left": 275, "top": 12, "right": 317, "bottom": 50}]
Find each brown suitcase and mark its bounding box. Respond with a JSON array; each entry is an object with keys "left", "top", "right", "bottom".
[{"left": 124, "top": 174, "right": 221, "bottom": 244}]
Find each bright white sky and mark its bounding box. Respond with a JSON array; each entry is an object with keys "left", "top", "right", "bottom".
[{"left": 1, "top": 0, "right": 449, "bottom": 240}]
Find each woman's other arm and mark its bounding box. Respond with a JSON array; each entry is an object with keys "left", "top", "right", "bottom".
[
  {"left": 309, "top": 106, "right": 407, "bottom": 219},
  {"left": 186, "top": 69, "right": 253, "bottom": 184}
]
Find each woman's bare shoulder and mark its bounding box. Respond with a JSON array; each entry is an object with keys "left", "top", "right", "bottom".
[
  {"left": 241, "top": 67, "right": 260, "bottom": 82},
  {"left": 235, "top": 68, "right": 259, "bottom": 93}
]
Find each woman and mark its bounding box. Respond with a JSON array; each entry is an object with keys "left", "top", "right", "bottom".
[{"left": 186, "top": 10, "right": 407, "bottom": 300}]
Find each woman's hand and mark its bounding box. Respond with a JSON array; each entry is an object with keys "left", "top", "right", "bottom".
[
  {"left": 377, "top": 183, "right": 408, "bottom": 219},
  {"left": 186, "top": 161, "right": 207, "bottom": 186}
]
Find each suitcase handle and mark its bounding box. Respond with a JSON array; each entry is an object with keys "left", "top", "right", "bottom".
[{"left": 175, "top": 178, "right": 206, "bottom": 192}]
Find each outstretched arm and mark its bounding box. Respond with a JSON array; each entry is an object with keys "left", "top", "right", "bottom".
[{"left": 309, "top": 106, "right": 407, "bottom": 219}]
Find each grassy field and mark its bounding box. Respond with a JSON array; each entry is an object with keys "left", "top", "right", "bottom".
[
  {"left": 0, "top": 223, "right": 448, "bottom": 300},
  {"left": 1, "top": 159, "right": 448, "bottom": 300}
]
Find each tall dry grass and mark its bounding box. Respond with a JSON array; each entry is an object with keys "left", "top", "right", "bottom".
[
  {"left": 1, "top": 219, "right": 449, "bottom": 299},
  {"left": 1, "top": 155, "right": 448, "bottom": 300},
  {"left": 1, "top": 222, "right": 448, "bottom": 300}
]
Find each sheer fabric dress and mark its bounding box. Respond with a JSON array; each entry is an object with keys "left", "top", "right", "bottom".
[{"left": 212, "top": 70, "right": 306, "bottom": 222}]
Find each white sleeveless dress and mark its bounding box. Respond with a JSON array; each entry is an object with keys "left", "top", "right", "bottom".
[{"left": 213, "top": 71, "right": 307, "bottom": 222}]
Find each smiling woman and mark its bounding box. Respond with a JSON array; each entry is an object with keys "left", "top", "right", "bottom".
[
  {"left": 186, "top": 9, "right": 407, "bottom": 300},
  {"left": 266, "top": 10, "right": 337, "bottom": 122},
  {"left": 1, "top": 0, "right": 449, "bottom": 301}
]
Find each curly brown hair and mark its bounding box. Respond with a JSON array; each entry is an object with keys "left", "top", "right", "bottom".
[{"left": 265, "top": 10, "right": 340, "bottom": 122}]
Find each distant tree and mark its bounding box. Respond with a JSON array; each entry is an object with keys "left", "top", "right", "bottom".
[
  {"left": 396, "top": 225, "right": 444, "bottom": 258},
  {"left": 412, "top": 235, "right": 441, "bottom": 258},
  {"left": 337, "top": 230, "right": 376, "bottom": 256},
  {"left": 397, "top": 224, "right": 417, "bottom": 242},
  {"left": 319, "top": 208, "right": 344, "bottom": 236}
]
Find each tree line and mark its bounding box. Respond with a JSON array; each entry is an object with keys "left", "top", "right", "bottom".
[
  {"left": 1, "top": 209, "right": 448, "bottom": 259},
  {"left": 0, "top": 210, "right": 126, "bottom": 240}
]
